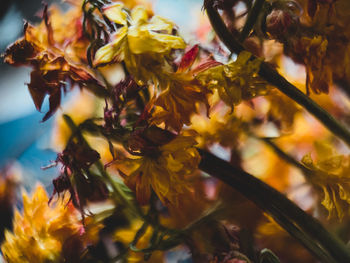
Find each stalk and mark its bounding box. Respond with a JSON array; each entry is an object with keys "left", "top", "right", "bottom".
[
  {"left": 198, "top": 149, "right": 350, "bottom": 263},
  {"left": 205, "top": 2, "right": 350, "bottom": 147},
  {"left": 239, "top": 0, "right": 266, "bottom": 42}
]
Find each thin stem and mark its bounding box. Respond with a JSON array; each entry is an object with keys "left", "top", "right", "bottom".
[
  {"left": 239, "top": 0, "right": 266, "bottom": 42},
  {"left": 258, "top": 137, "right": 311, "bottom": 174},
  {"left": 62, "top": 114, "right": 141, "bottom": 216},
  {"left": 198, "top": 149, "right": 350, "bottom": 263},
  {"left": 205, "top": 2, "right": 350, "bottom": 147}
]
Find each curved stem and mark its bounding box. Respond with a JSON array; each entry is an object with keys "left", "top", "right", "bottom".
[
  {"left": 198, "top": 148, "right": 350, "bottom": 263},
  {"left": 205, "top": 2, "right": 350, "bottom": 147}
]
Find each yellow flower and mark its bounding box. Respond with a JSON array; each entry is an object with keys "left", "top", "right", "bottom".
[
  {"left": 95, "top": 10, "right": 211, "bottom": 132},
  {"left": 1, "top": 185, "right": 79, "bottom": 262},
  {"left": 1, "top": 185, "right": 101, "bottom": 263},
  {"left": 196, "top": 51, "right": 270, "bottom": 110},
  {"left": 94, "top": 5, "right": 186, "bottom": 86},
  {"left": 151, "top": 73, "right": 210, "bottom": 132},
  {"left": 190, "top": 111, "right": 243, "bottom": 149},
  {"left": 301, "top": 141, "right": 350, "bottom": 220},
  {"left": 288, "top": 0, "right": 350, "bottom": 94},
  {"left": 121, "top": 131, "right": 200, "bottom": 206}
]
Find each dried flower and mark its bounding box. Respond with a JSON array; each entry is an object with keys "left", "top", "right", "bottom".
[
  {"left": 1, "top": 185, "right": 81, "bottom": 262},
  {"left": 302, "top": 141, "right": 350, "bottom": 220},
  {"left": 120, "top": 128, "right": 200, "bottom": 206},
  {"left": 196, "top": 51, "right": 270, "bottom": 111},
  {"left": 4, "top": 6, "right": 104, "bottom": 121},
  {"left": 94, "top": 4, "right": 186, "bottom": 86}
]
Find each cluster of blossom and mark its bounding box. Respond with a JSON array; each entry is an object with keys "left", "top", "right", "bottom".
[{"left": 1, "top": 0, "right": 350, "bottom": 262}]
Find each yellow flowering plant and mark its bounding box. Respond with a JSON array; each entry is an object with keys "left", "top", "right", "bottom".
[{"left": 3, "top": 0, "right": 350, "bottom": 262}]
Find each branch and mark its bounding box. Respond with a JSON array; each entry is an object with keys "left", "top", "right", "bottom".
[
  {"left": 198, "top": 148, "right": 350, "bottom": 263},
  {"left": 205, "top": 2, "right": 350, "bottom": 147},
  {"left": 258, "top": 137, "right": 312, "bottom": 175},
  {"left": 239, "top": 0, "right": 266, "bottom": 42}
]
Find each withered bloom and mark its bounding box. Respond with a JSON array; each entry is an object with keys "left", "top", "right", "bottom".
[
  {"left": 50, "top": 141, "right": 108, "bottom": 216},
  {"left": 117, "top": 126, "right": 200, "bottom": 206},
  {"left": 151, "top": 45, "right": 218, "bottom": 132},
  {"left": 103, "top": 76, "right": 144, "bottom": 133},
  {"left": 3, "top": 5, "right": 105, "bottom": 121}
]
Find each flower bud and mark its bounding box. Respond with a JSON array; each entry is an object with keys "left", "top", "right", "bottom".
[
  {"left": 265, "top": 1, "right": 301, "bottom": 41},
  {"left": 266, "top": 9, "right": 298, "bottom": 40}
]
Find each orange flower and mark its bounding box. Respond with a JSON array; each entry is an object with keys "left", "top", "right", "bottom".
[
  {"left": 1, "top": 184, "right": 104, "bottom": 263},
  {"left": 1, "top": 185, "right": 89, "bottom": 262},
  {"left": 151, "top": 46, "right": 216, "bottom": 132},
  {"left": 120, "top": 129, "right": 200, "bottom": 206},
  {"left": 151, "top": 74, "right": 210, "bottom": 132}
]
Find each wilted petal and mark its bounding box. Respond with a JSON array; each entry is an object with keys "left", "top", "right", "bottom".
[
  {"left": 27, "top": 71, "right": 47, "bottom": 111},
  {"left": 94, "top": 26, "right": 128, "bottom": 66},
  {"left": 128, "top": 26, "right": 185, "bottom": 54},
  {"left": 3, "top": 39, "right": 38, "bottom": 66},
  {"left": 42, "top": 89, "right": 62, "bottom": 122},
  {"left": 178, "top": 45, "right": 199, "bottom": 73},
  {"left": 103, "top": 3, "right": 128, "bottom": 25},
  {"left": 131, "top": 6, "right": 149, "bottom": 23}
]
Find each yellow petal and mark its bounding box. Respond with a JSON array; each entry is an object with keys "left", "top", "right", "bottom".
[
  {"left": 131, "top": 6, "right": 149, "bottom": 24},
  {"left": 94, "top": 27, "right": 128, "bottom": 66},
  {"left": 321, "top": 185, "right": 335, "bottom": 218},
  {"left": 103, "top": 3, "right": 127, "bottom": 25},
  {"left": 148, "top": 15, "right": 174, "bottom": 33},
  {"left": 127, "top": 26, "right": 185, "bottom": 54},
  {"left": 166, "top": 154, "right": 184, "bottom": 173}
]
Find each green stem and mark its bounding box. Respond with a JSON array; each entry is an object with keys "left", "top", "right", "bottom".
[
  {"left": 239, "top": 0, "right": 266, "bottom": 42},
  {"left": 62, "top": 114, "right": 141, "bottom": 216},
  {"left": 198, "top": 149, "right": 350, "bottom": 263},
  {"left": 205, "top": 2, "right": 350, "bottom": 147}
]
